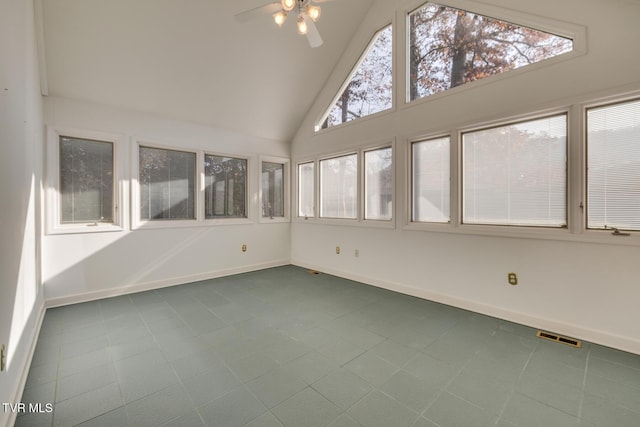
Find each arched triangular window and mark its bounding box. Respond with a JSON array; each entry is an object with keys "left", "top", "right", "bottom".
[{"left": 319, "top": 25, "right": 393, "bottom": 130}]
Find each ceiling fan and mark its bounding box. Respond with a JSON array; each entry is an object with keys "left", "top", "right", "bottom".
[{"left": 235, "top": 0, "right": 336, "bottom": 48}]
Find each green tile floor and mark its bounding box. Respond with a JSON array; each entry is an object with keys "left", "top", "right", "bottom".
[{"left": 16, "top": 266, "right": 640, "bottom": 426}]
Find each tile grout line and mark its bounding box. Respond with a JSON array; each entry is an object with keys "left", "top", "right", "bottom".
[{"left": 490, "top": 336, "right": 539, "bottom": 426}]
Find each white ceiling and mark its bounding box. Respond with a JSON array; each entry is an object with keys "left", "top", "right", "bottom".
[{"left": 41, "top": 0, "right": 374, "bottom": 142}]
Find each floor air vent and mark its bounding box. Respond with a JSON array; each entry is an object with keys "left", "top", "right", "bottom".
[{"left": 536, "top": 330, "right": 582, "bottom": 348}]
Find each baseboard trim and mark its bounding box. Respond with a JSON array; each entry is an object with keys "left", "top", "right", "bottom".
[
  {"left": 291, "top": 259, "right": 640, "bottom": 356},
  {"left": 3, "top": 299, "right": 46, "bottom": 427},
  {"left": 45, "top": 259, "right": 290, "bottom": 308}
]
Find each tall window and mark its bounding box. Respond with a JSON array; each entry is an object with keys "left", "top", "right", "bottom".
[
  {"left": 320, "top": 25, "right": 393, "bottom": 129},
  {"left": 408, "top": 2, "right": 573, "bottom": 101},
  {"left": 320, "top": 154, "right": 358, "bottom": 219},
  {"left": 364, "top": 147, "right": 393, "bottom": 221},
  {"left": 139, "top": 146, "right": 196, "bottom": 220},
  {"left": 204, "top": 155, "right": 247, "bottom": 218},
  {"left": 462, "top": 115, "right": 567, "bottom": 227},
  {"left": 298, "top": 162, "right": 315, "bottom": 218},
  {"left": 412, "top": 137, "right": 450, "bottom": 223},
  {"left": 59, "top": 136, "right": 114, "bottom": 224},
  {"left": 262, "top": 162, "right": 285, "bottom": 218},
  {"left": 587, "top": 99, "right": 640, "bottom": 231}
]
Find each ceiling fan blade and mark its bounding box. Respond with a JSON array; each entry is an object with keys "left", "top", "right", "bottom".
[
  {"left": 235, "top": 2, "right": 281, "bottom": 23},
  {"left": 303, "top": 14, "right": 323, "bottom": 48}
]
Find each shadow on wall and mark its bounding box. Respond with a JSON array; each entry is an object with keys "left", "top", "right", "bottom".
[{"left": 43, "top": 222, "right": 289, "bottom": 306}]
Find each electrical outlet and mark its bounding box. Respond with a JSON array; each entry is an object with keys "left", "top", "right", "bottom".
[
  {"left": 508, "top": 272, "right": 518, "bottom": 286},
  {"left": 336, "top": 246, "right": 340, "bottom": 255},
  {"left": 1, "top": 344, "right": 6, "bottom": 372},
  {"left": 241, "top": 244, "right": 247, "bottom": 252}
]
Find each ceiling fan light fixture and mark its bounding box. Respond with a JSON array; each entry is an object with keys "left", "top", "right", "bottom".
[
  {"left": 281, "top": 0, "right": 296, "bottom": 12},
  {"left": 273, "top": 11, "right": 287, "bottom": 27},
  {"left": 306, "top": 5, "right": 321, "bottom": 22},
  {"left": 297, "top": 14, "right": 308, "bottom": 35}
]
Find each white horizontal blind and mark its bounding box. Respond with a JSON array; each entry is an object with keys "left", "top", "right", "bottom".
[
  {"left": 298, "top": 162, "right": 315, "bottom": 218},
  {"left": 364, "top": 147, "right": 393, "bottom": 221},
  {"left": 412, "top": 137, "right": 450, "bottom": 223},
  {"left": 59, "top": 136, "right": 114, "bottom": 224},
  {"left": 320, "top": 154, "right": 358, "bottom": 219},
  {"left": 139, "top": 146, "right": 196, "bottom": 220},
  {"left": 262, "top": 162, "right": 285, "bottom": 218},
  {"left": 587, "top": 99, "right": 640, "bottom": 231},
  {"left": 462, "top": 115, "right": 567, "bottom": 226}
]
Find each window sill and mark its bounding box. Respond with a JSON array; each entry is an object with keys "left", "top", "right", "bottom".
[
  {"left": 403, "top": 221, "right": 640, "bottom": 246},
  {"left": 259, "top": 216, "right": 290, "bottom": 224},
  {"left": 204, "top": 218, "right": 254, "bottom": 226},
  {"left": 47, "top": 223, "right": 124, "bottom": 236},
  {"left": 294, "top": 216, "right": 396, "bottom": 230}
]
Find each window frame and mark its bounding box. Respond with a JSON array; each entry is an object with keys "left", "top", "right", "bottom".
[
  {"left": 584, "top": 96, "right": 640, "bottom": 234},
  {"left": 315, "top": 23, "right": 395, "bottom": 132},
  {"left": 131, "top": 139, "right": 199, "bottom": 230},
  {"left": 296, "top": 160, "right": 316, "bottom": 219},
  {"left": 363, "top": 145, "right": 395, "bottom": 222},
  {"left": 409, "top": 134, "right": 452, "bottom": 225},
  {"left": 401, "top": 0, "right": 587, "bottom": 109},
  {"left": 46, "top": 126, "right": 126, "bottom": 235},
  {"left": 202, "top": 151, "right": 252, "bottom": 225},
  {"left": 259, "top": 155, "right": 290, "bottom": 224},
  {"left": 459, "top": 112, "right": 570, "bottom": 229},
  {"left": 295, "top": 141, "right": 395, "bottom": 228},
  {"left": 319, "top": 151, "right": 360, "bottom": 221}
]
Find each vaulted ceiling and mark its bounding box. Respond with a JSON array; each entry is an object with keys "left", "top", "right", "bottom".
[{"left": 41, "top": 0, "right": 374, "bottom": 142}]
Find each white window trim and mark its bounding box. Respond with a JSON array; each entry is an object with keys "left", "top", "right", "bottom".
[
  {"left": 400, "top": 0, "right": 587, "bottom": 107},
  {"left": 202, "top": 151, "right": 255, "bottom": 226},
  {"left": 318, "top": 151, "right": 360, "bottom": 223},
  {"left": 405, "top": 132, "right": 453, "bottom": 226},
  {"left": 131, "top": 139, "right": 200, "bottom": 230},
  {"left": 581, "top": 93, "right": 640, "bottom": 240},
  {"left": 296, "top": 141, "right": 396, "bottom": 229},
  {"left": 295, "top": 159, "right": 317, "bottom": 220},
  {"left": 459, "top": 112, "right": 570, "bottom": 229},
  {"left": 259, "top": 155, "right": 290, "bottom": 224},
  {"left": 45, "top": 126, "right": 126, "bottom": 235},
  {"left": 362, "top": 143, "right": 395, "bottom": 225},
  {"left": 400, "top": 98, "right": 640, "bottom": 246}
]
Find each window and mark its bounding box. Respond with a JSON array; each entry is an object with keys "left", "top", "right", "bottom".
[
  {"left": 59, "top": 136, "right": 114, "bottom": 224},
  {"left": 262, "top": 161, "right": 285, "bottom": 218},
  {"left": 319, "top": 25, "right": 393, "bottom": 129},
  {"left": 412, "top": 136, "right": 450, "bottom": 223},
  {"left": 139, "top": 146, "right": 196, "bottom": 221},
  {"left": 408, "top": 2, "right": 573, "bottom": 101},
  {"left": 587, "top": 99, "right": 640, "bottom": 231},
  {"left": 204, "top": 155, "right": 247, "bottom": 218},
  {"left": 320, "top": 154, "right": 358, "bottom": 219},
  {"left": 46, "top": 127, "right": 124, "bottom": 234},
  {"left": 364, "top": 147, "right": 393, "bottom": 220},
  {"left": 298, "top": 162, "right": 315, "bottom": 218},
  {"left": 462, "top": 115, "right": 567, "bottom": 227}
]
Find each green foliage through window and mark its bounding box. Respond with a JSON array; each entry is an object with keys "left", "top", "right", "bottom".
[{"left": 205, "top": 155, "right": 247, "bottom": 218}]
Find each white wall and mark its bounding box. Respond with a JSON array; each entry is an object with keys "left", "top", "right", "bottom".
[
  {"left": 291, "top": 0, "right": 640, "bottom": 354},
  {"left": 0, "top": 0, "right": 45, "bottom": 424},
  {"left": 42, "top": 97, "right": 291, "bottom": 305}
]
